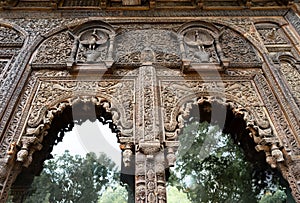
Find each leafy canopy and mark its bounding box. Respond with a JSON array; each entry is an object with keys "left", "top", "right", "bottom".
[
  {"left": 24, "top": 151, "right": 125, "bottom": 203},
  {"left": 169, "top": 122, "right": 289, "bottom": 203}
]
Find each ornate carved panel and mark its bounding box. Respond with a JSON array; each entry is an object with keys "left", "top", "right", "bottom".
[
  {"left": 257, "top": 26, "right": 288, "bottom": 45},
  {"left": 279, "top": 62, "right": 300, "bottom": 106},
  {"left": 219, "top": 28, "right": 262, "bottom": 67},
  {"left": 25, "top": 78, "right": 134, "bottom": 137},
  {"left": 0, "top": 25, "right": 24, "bottom": 47},
  {"left": 0, "top": 24, "right": 25, "bottom": 118},
  {"left": 160, "top": 79, "right": 269, "bottom": 134},
  {"left": 31, "top": 31, "right": 74, "bottom": 68},
  {"left": 114, "top": 29, "right": 181, "bottom": 67},
  {"left": 0, "top": 60, "right": 8, "bottom": 76}
]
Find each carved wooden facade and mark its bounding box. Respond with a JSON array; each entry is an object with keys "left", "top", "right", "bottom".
[{"left": 0, "top": 1, "right": 300, "bottom": 202}]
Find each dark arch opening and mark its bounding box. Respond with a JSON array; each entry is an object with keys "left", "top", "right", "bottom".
[
  {"left": 9, "top": 101, "right": 134, "bottom": 203},
  {"left": 167, "top": 101, "right": 294, "bottom": 202}
]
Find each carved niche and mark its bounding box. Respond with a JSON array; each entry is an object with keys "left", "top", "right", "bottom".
[
  {"left": 177, "top": 22, "right": 222, "bottom": 70},
  {"left": 177, "top": 21, "right": 262, "bottom": 71},
  {"left": 68, "top": 22, "right": 115, "bottom": 68}
]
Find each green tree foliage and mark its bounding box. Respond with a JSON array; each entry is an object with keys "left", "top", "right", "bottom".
[
  {"left": 170, "top": 122, "right": 288, "bottom": 203},
  {"left": 167, "top": 186, "right": 191, "bottom": 203},
  {"left": 98, "top": 185, "right": 127, "bottom": 203},
  {"left": 25, "top": 151, "right": 121, "bottom": 203},
  {"left": 259, "top": 190, "right": 287, "bottom": 203}
]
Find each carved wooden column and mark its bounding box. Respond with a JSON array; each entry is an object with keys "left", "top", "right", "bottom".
[{"left": 135, "top": 48, "right": 166, "bottom": 203}]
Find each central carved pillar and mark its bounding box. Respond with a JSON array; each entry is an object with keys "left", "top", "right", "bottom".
[{"left": 135, "top": 49, "right": 166, "bottom": 203}]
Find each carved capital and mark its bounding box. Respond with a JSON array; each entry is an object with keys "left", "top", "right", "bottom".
[{"left": 138, "top": 140, "right": 161, "bottom": 155}]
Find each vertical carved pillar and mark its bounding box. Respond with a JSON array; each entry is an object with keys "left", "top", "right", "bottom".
[
  {"left": 135, "top": 49, "right": 167, "bottom": 202},
  {"left": 137, "top": 64, "right": 162, "bottom": 143}
]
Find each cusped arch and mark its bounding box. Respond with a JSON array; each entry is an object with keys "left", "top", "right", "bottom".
[
  {"left": 17, "top": 94, "right": 132, "bottom": 168},
  {"left": 165, "top": 93, "right": 284, "bottom": 170}
]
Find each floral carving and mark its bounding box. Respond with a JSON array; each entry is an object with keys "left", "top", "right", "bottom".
[
  {"left": 0, "top": 25, "right": 24, "bottom": 46},
  {"left": 161, "top": 80, "right": 265, "bottom": 131},
  {"left": 0, "top": 61, "right": 7, "bottom": 75},
  {"left": 115, "top": 29, "right": 180, "bottom": 65},
  {"left": 219, "top": 29, "right": 261, "bottom": 67},
  {"left": 279, "top": 62, "right": 300, "bottom": 106},
  {"left": 31, "top": 31, "right": 73, "bottom": 67},
  {"left": 26, "top": 80, "right": 134, "bottom": 135},
  {"left": 257, "top": 27, "right": 288, "bottom": 45}
]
